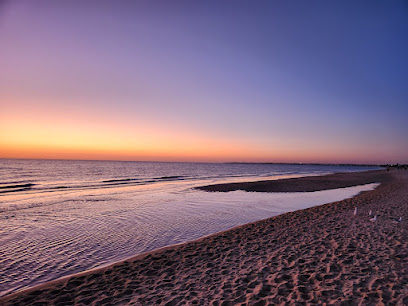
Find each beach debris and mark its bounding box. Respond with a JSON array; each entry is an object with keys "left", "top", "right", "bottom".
[
  {"left": 369, "top": 210, "right": 372, "bottom": 216},
  {"left": 354, "top": 207, "right": 357, "bottom": 216},
  {"left": 370, "top": 215, "right": 377, "bottom": 222}
]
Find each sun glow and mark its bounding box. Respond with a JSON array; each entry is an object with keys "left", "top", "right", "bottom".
[
  {"left": 1, "top": 102, "right": 267, "bottom": 162},
  {"left": 1, "top": 100, "right": 400, "bottom": 164}
]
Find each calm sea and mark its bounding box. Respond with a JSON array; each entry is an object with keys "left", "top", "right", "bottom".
[{"left": 0, "top": 159, "right": 381, "bottom": 296}]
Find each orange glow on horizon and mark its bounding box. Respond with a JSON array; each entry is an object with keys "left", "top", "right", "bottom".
[
  {"left": 0, "top": 119, "right": 394, "bottom": 164},
  {"left": 1, "top": 98, "right": 402, "bottom": 164},
  {"left": 0, "top": 103, "right": 272, "bottom": 162}
]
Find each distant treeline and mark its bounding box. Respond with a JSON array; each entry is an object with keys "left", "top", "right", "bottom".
[
  {"left": 381, "top": 164, "right": 408, "bottom": 170},
  {"left": 225, "top": 162, "right": 379, "bottom": 167}
]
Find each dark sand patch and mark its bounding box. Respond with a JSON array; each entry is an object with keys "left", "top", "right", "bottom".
[{"left": 196, "top": 169, "right": 389, "bottom": 192}]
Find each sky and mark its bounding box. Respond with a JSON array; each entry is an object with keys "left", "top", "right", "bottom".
[{"left": 1, "top": 0, "right": 407, "bottom": 164}]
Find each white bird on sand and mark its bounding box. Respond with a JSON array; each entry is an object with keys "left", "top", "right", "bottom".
[
  {"left": 370, "top": 215, "right": 377, "bottom": 222},
  {"left": 354, "top": 207, "right": 357, "bottom": 216},
  {"left": 392, "top": 217, "right": 402, "bottom": 223},
  {"left": 369, "top": 210, "right": 372, "bottom": 216}
]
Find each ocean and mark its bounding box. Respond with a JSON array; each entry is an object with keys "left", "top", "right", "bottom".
[{"left": 0, "top": 159, "right": 381, "bottom": 296}]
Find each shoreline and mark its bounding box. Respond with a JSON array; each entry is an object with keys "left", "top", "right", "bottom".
[{"left": 2, "top": 169, "right": 408, "bottom": 305}]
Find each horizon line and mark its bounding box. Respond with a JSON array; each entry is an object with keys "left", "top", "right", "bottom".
[{"left": 0, "top": 157, "right": 394, "bottom": 166}]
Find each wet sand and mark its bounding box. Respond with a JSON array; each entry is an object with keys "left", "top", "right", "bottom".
[
  {"left": 2, "top": 169, "right": 408, "bottom": 305},
  {"left": 196, "top": 169, "right": 389, "bottom": 192}
]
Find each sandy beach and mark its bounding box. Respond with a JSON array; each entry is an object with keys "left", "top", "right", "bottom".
[{"left": 2, "top": 169, "right": 408, "bottom": 305}]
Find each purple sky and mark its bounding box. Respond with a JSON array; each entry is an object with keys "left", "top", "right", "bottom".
[{"left": 1, "top": 1, "right": 407, "bottom": 163}]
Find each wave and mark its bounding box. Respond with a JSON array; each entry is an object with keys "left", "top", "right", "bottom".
[
  {"left": 0, "top": 172, "right": 312, "bottom": 196},
  {"left": 154, "top": 175, "right": 186, "bottom": 180},
  {"left": 0, "top": 183, "right": 36, "bottom": 194},
  {"left": 0, "top": 175, "right": 190, "bottom": 196},
  {"left": 0, "top": 173, "right": 255, "bottom": 196},
  {"left": 0, "top": 196, "right": 114, "bottom": 213},
  {"left": 103, "top": 176, "right": 186, "bottom": 184},
  {"left": 0, "top": 183, "right": 35, "bottom": 189},
  {"left": 102, "top": 178, "right": 139, "bottom": 183}
]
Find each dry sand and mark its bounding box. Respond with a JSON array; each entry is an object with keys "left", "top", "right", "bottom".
[{"left": 2, "top": 169, "right": 408, "bottom": 305}]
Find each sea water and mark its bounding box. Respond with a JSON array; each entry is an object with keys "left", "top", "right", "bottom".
[{"left": 0, "top": 159, "right": 381, "bottom": 296}]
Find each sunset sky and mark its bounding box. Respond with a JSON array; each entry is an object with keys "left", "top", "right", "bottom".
[{"left": 1, "top": 1, "right": 407, "bottom": 164}]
